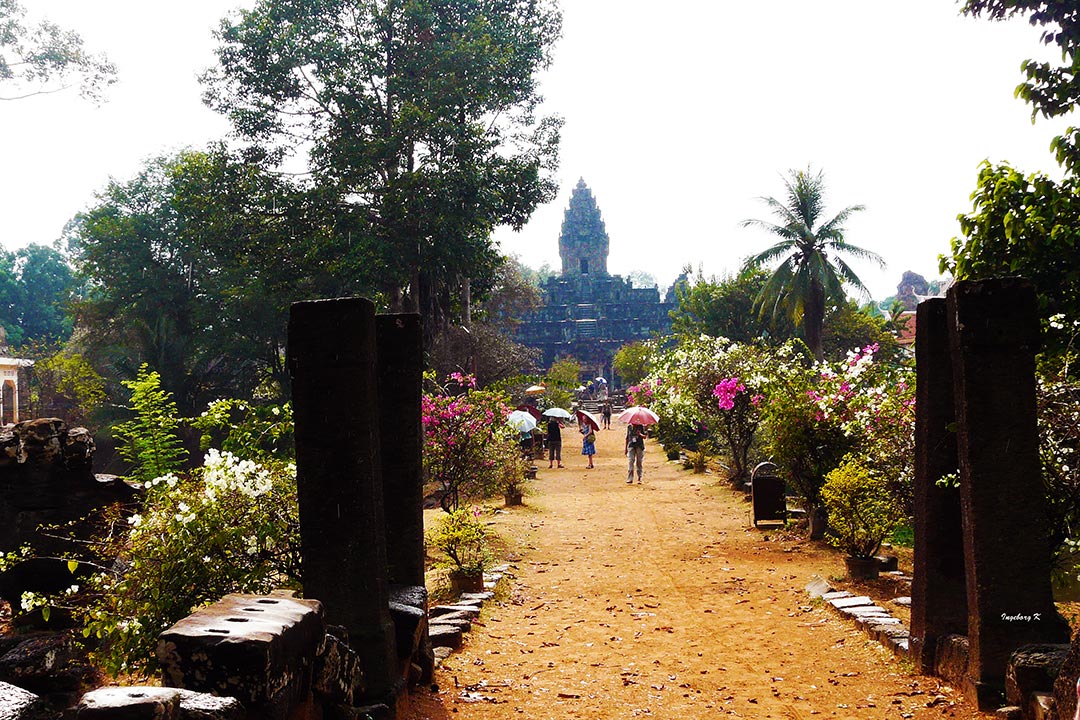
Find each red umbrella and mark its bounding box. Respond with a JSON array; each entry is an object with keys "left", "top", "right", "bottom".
[
  {"left": 617, "top": 406, "right": 660, "bottom": 426},
  {"left": 576, "top": 409, "right": 601, "bottom": 431}
]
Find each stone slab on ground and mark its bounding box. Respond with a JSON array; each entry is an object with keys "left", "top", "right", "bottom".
[
  {"left": 0, "top": 681, "right": 41, "bottom": 720},
  {"left": 828, "top": 595, "right": 874, "bottom": 609},
  {"left": 429, "top": 610, "right": 475, "bottom": 625},
  {"left": 891, "top": 596, "right": 911, "bottom": 607},
  {"left": 870, "top": 625, "right": 910, "bottom": 644},
  {"left": 459, "top": 592, "right": 494, "bottom": 603},
  {"left": 428, "top": 625, "right": 463, "bottom": 650},
  {"left": 821, "top": 591, "right": 853, "bottom": 601},
  {"left": 804, "top": 576, "right": 833, "bottom": 599},
  {"left": 888, "top": 637, "right": 910, "bottom": 654},
  {"left": 176, "top": 689, "right": 244, "bottom": 719},
  {"left": 839, "top": 605, "right": 891, "bottom": 618},
  {"left": 429, "top": 618, "right": 471, "bottom": 634},
  {"left": 72, "top": 686, "right": 182, "bottom": 719},
  {"left": 430, "top": 605, "right": 481, "bottom": 619}
]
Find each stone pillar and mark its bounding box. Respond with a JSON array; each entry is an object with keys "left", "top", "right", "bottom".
[
  {"left": 287, "top": 297, "right": 397, "bottom": 702},
  {"left": 911, "top": 297, "right": 967, "bottom": 674},
  {"left": 375, "top": 314, "right": 425, "bottom": 587},
  {"left": 947, "top": 278, "right": 1070, "bottom": 708}
]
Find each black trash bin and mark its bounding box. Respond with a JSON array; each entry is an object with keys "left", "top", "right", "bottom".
[{"left": 751, "top": 461, "right": 786, "bottom": 528}]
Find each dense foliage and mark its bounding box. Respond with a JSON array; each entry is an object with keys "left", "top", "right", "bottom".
[
  {"left": 943, "top": 162, "right": 1080, "bottom": 347},
  {"left": 633, "top": 335, "right": 914, "bottom": 512}
]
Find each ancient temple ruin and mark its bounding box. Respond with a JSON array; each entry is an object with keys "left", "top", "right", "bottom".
[{"left": 515, "top": 179, "right": 674, "bottom": 379}]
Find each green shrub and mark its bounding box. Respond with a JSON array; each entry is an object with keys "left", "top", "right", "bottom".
[
  {"left": 112, "top": 365, "right": 188, "bottom": 485},
  {"left": 821, "top": 458, "right": 904, "bottom": 559},
  {"left": 426, "top": 507, "right": 493, "bottom": 575}
]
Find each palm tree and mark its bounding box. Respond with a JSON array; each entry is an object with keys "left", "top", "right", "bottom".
[{"left": 740, "top": 168, "right": 883, "bottom": 361}]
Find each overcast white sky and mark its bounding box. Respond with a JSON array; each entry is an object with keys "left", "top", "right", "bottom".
[{"left": 1, "top": 0, "right": 1072, "bottom": 300}]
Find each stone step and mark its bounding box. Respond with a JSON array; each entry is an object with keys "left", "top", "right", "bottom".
[
  {"left": 430, "top": 604, "right": 481, "bottom": 619},
  {"left": 428, "top": 625, "right": 463, "bottom": 650}
]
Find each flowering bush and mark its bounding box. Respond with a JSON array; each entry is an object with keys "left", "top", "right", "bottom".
[
  {"left": 422, "top": 374, "right": 526, "bottom": 512},
  {"left": 56, "top": 451, "right": 301, "bottom": 675},
  {"left": 757, "top": 342, "right": 914, "bottom": 512},
  {"left": 627, "top": 379, "right": 657, "bottom": 407},
  {"left": 800, "top": 343, "right": 915, "bottom": 512}
]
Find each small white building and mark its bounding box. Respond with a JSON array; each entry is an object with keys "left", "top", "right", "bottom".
[{"left": 0, "top": 357, "right": 34, "bottom": 425}]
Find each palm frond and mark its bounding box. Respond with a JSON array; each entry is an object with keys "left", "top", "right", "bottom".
[
  {"left": 828, "top": 239, "right": 885, "bottom": 268},
  {"left": 832, "top": 256, "right": 874, "bottom": 300},
  {"left": 754, "top": 259, "right": 796, "bottom": 321},
  {"left": 742, "top": 238, "right": 798, "bottom": 270}
]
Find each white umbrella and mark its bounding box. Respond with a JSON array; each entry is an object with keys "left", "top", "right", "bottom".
[
  {"left": 525, "top": 384, "right": 546, "bottom": 396},
  {"left": 595, "top": 376, "right": 607, "bottom": 383},
  {"left": 542, "top": 407, "right": 573, "bottom": 419},
  {"left": 507, "top": 410, "right": 538, "bottom": 432},
  {"left": 576, "top": 409, "right": 601, "bottom": 431}
]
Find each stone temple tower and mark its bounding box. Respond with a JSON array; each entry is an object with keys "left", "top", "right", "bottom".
[{"left": 559, "top": 178, "right": 609, "bottom": 277}]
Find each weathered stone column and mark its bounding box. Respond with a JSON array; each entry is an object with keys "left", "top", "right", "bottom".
[
  {"left": 947, "top": 278, "right": 1070, "bottom": 708},
  {"left": 911, "top": 297, "right": 967, "bottom": 674},
  {"left": 375, "top": 313, "right": 425, "bottom": 587},
  {"left": 288, "top": 297, "right": 397, "bottom": 702}
]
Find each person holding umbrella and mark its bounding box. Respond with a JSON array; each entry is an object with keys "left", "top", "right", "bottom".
[
  {"left": 577, "top": 409, "right": 600, "bottom": 469},
  {"left": 625, "top": 423, "right": 646, "bottom": 483},
  {"left": 543, "top": 409, "right": 568, "bottom": 469}
]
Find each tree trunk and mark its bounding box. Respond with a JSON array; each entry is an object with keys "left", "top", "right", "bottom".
[
  {"left": 461, "top": 276, "right": 471, "bottom": 329},
  {"left": 804, "top": 282, "right": 826, "bottom": 362}
]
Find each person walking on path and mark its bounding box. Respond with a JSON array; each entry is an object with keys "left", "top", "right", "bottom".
[
  {"left": 601, "top": 402, "right": 612, "bottom": 429},
  {"left": 580, "top": 424, "right": 596, "bottom": 468},
  {"left": 547, "top": 416, "right": 564, "bottom": 468},
  {"left": 625, "top": 422, "right": 645, "bottom": 483}
]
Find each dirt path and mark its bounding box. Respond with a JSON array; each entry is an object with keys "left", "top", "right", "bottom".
[{"left": 408, "top": 426, "right": 985, "bottom": 719}]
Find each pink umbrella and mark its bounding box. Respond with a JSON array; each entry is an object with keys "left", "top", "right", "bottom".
[{"left": 617, "top": 406, "right": 659, "bottom": 426}]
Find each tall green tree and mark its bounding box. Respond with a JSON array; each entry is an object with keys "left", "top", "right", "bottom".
[
  {"left": 0, "top": 0, "right": 115, "bottom": 101},
  {"left": 741, "top": 168, "right": 883, "bottom": 361},
  {"left": 69, "top": 148, "right": 365, "bottom": 412},
  {"left": 0, "top": 243, "right": 76, "bottom": 348},
  {"left": 201, "top": 0, "right": 563, "bottom": 345}
]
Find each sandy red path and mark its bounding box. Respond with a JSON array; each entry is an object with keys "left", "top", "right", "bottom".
[{"left": 407, "top": 427, "right": 985, "bottom": 720}]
